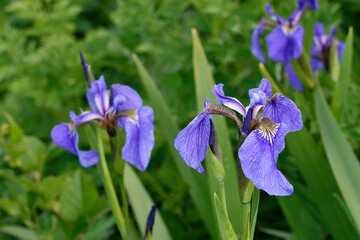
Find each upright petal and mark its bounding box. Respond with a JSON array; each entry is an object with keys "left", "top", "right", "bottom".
[
  {"left": 174, "top": 103, "right": 212, "bottom": 173},
  {"left": 313, "top": 23, "right": 325, "bottom": 37},
  {"left": 248, "top": 78, "right": 273, "bottom": 108},
  {"left": 251, "top": 21, "right": 267, "bottom": 63},
  {"left": 298, "top": 0, "right": 319, "bottom": 11},
  {"left": 111, "top": 84, "right": 143, "bottom": 111},
  {"left": 265, "top": 3, "right": 284, "bottom": 24},
  {"left": 51, "top": 123, "right": 78, "bottom": 155},
  {"left": 258, "top": 78, "right": 273, "bottom": 98},
  {"left": 336, "top": 40, "right": 346, "bottom": 63},
  {"left": 239, "top": 121, "right": 293, "bottom": 196},
  {"left": 263, "top": 93, "right": 303, "bottom": 133},
  {"left": 212, "top": 84, "right": 246, "bottom": 116},
  {"left": 120, "top": 106, "right": 155, "bottom": 171},
  {"left": 50, "top": 123, "right": 99, "bottom": 167},
  {"left": 266, "top": 26, "right": 304, "bottom": 64},
  {"left": 285, "top": 63, "right": 304, "bottom": 92},
  {"left": 86, "top": 76, "right": 110, "bottom": 114}
]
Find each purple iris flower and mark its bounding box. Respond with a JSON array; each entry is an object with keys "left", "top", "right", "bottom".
[
  {"left": 251, "top": 3, "right": 305, "bottom": 91},
  {"left": 310, "top": 23, "right": 345, "bottom": 72},
  {"left": 174, "top": 79, "right": 303, "bottom": 196},
  {"left": 51, "top": 76, "right": 155, "bottom": 170},
  {"left": 298, "top": 0, "right": 319, "bottom": 11}
]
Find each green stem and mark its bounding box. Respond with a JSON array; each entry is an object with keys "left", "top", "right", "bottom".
[
  {"left": 119, "top": 172, "right": 130, "bottom": 232},
  {"left": 97, "top": 128, "right": 127, "bottom": 239},
  {"left": 241, "top": 203, "right": 251, "bottom": 240},
  {"left": 219, "top": 181, "right": 228, "bottom": 216}
]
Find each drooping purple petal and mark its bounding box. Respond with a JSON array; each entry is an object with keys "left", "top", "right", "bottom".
[
  {"left": 50, "top": 123, "right": 99, "bottom": 167},
  {"left": 111, "top": 84, "right": 143, "bottom": 111},
  {"left": 265, "top": 3, "right": 284, "bottom": 24},
  {"left": 251, "top": 21, "right": 267, "bottom": 63},
  {"left": 174, "top": 101, "right": 212, "bottom": 173},
  {"left": 298, "top": 0, "right": 319, "bottom": 11},
  {"left": 119, "top": 106, "right": 155, "bottom": 171},
  {"left": 70, "top": 111, "right": 104, "bottom": 124},
  {"left": 212, "top": 84, "right": 246, "bottom": 116},
  {"left": 310, "top": 58, "right": 324, "bottom": 72},
  {"left": 238, "top": 122, "right": 293, "bottom": 196},
  {"left": 284, "top": 63, "right": 304, "bottom": 92},
  {"left": 86, "top": 76, "right": 110, "bottom": 114},
  {"left": 266, "top": 26, "right": 304, "bottom": 64},
  {"left": 263, "top": 93, "right": 303, "bottom": 133},
  {"left": 51, "top": 123, "right": 79, "bottom": 155}
]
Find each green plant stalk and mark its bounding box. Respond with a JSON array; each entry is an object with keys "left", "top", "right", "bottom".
[
  {"left": 96, "top": 128, "right": 127, "bottom": 238},
  {"left": 258, "top": 63, "right": 284, "bottom": 95},
  {"left": 241, "top": 203, "right": 251, "bottom": 240},
  {"left": 219, "top": 181, "right": 228, "bottom": 216}
]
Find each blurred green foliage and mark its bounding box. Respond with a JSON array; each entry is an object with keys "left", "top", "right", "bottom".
[{"left": 0, "top": 0, "right": 360, "bottom": 239}]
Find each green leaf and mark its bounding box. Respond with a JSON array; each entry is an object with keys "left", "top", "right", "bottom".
[
  {"left": 0, "top": 225, "right": 39, "bottom": 240},
  {"left": 329, "top": 40, "right": 340, "bottom": 82},
  {"left": 124, "top": 164, "right": 172, "bottom": 240},
  {"left": 315, "top": 86, "right": 360, "bottom": 234},
  {"left": 278, "top": 191, "right": 323, "bottom": 240},
  {"left": 132, "top": 53, "right": 217, "bottom": 236},
  {"left": 192, "top": 28, "right": 242, "bottom": 236},
  {"left": 287, "top": 129, "right": 359, "bottom": 239},
  {"left": 250, "top": 189, "right": 260, "bottom": 240},
  {"left": 291, "top": 59, "right": 314, "bottom": 90},
  {"left": 331, "top": 27, "right": 353, "bottom": 118},
  {"left": 214, "top": 193, "right": 238, "bottom": 240}
]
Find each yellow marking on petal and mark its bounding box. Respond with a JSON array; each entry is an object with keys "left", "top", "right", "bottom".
[{"left": 258, "top": 118, "right": 279, "bottom": 144}]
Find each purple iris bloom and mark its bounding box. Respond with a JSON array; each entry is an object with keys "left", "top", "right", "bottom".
[
  {"left": 51, "top": 76, "right": 155, "bottom": 170},
  {"left": 174, "top": 79, "right": 303, "bottom": 196},
  {"left": 251, "top": 3, "right": 305, "bottom": 91},
  {"left": 310, "top": 23, "right": 345, "bottom": 72},
  {"left": 298, "top": 0, "right": 319, "bottom": 11}
]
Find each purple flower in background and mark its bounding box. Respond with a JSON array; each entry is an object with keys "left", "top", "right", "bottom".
[
  {"left": 298, "top": 0, "right": 319, "bottom": 11},
  {"left": 310, "top": 23, "right": 345, "bottom": 72},
  {"left": 51, "top": 61, "right": 154, "bottom": 170},
  {"left": 251, "top": 3, "right": 306, "bottom": 91},
  {"left": 174, "top": 79, "right": 302, "bottom": 195}
]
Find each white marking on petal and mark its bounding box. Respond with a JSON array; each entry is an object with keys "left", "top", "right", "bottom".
[
  {"left": 127, "top": 110, "right": 139, "bottom": 127},
  {"left": 95, "top": 94, "right": 104, "bottom": 114}
]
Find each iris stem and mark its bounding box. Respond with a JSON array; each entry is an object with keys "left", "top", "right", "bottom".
[
  {"left": 96, "top": 128, "right": 127, "bottom": 239},
  {"left": 219, "top": 181, "right": 228, "bottom": 216},
  {"left": 241, "top": 203, "right": 251, "bottom": 240}
]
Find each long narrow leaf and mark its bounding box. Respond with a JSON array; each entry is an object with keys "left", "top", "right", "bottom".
[
  {"left": 132, "top": 54, "right": 217, "bottom": 237},
  {"left": 315, "top": 86, "right": 360, "bottom": 234},
  {"left": 214, "top": 193, "right": 238, "bottom": 240},
  {"left": 124, "top": 164, "right": 172, "bottom": 239},
  {"left": 331, "top": 27, "right": 353, "bottom": 118},
  {"left": 192, "top": 28, "right": 242, "bottom": 235}
]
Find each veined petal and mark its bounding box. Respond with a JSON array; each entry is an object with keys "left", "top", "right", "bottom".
[
  {"left": 111, "top": 84, "right": 143, "bottom": 111},
  {"left": 174, "top": 101, "right": 212, "bottom": 173},
  {"left": 263, "top": 93, "right": 303, "bottom": 133},
  {"left": 70, "top": 111, "right": 104, "bottom": 123},
  {"left": 265, "top": 3, "right": 284, "bottom": 24},
  {"left": 258, "top": 78, "right": 273, "bottom": 98},
  {"left": 284, "top": 63, "right": 304, "bottom": 92},
  {"left": 50, "top": 123, "right": 99, "bottom": 167},
  {"left": 266, "top": 26, "right": 304, "bottom": 64},
  {"left": 298, "top": 0, "right": 319, "bottom": 11},
  {"left": 248, "top": 78, "right": 273, "bottom": 108},
  {"left": 212, "top": 84, "right": 246, "bottom": 117},
  {"left": 238, "top": 121, "right": 293, "bottom": 196},
  {"left": 120, "top": 106, "right": 155, "bottom": 171},
  {"left": 251, "top": 21, "right": 267, "bottom": 63},
  {"left": 51, "top": 123, "right": 78, "bottom": 155},
  {"left": 86, "top": 76, "right": 110, "bottom": 114}
]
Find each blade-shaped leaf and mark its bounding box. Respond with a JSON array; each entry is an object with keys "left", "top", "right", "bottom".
[
  {"left": 0, "top": 225, "right": 39, "bottom": 240},
  {"left": 192, "top": 28, "right": 242, "bottom": 235},
  {"left": 132, "top": 54, "right": 217, "bottom": 237},
  {"left": 214, "top": 193, "right": 238, "bottom": 240},
  {"left": 331, "top": 27, "right": 353, "bottom": 119},
  {"left": 315, "top": 86, "right": 360, "bottom": 234},
  {"left": 124, "top": 164, "right": 172, "bottom": 240},
  {"left": 250, "top": 189, "right": 260, "bottom": 240}
]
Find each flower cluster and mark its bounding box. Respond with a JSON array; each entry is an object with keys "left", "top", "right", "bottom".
[
  {"left": 51, "top": 67, "right": 154, "bottom": 171},
  {"left": 251, "top": 0, "right": 318, "bottom": 92},
  {"left": 174, "top": 79, "right": 303, "bottom": 196}
]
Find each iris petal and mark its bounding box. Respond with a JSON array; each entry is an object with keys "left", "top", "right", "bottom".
[
  {"left": 298, "top": 0, "right": 319, "bottom": 11},
  {"left": 250, "top": 21, "right": 267, "bottom": 63},
  {"left": 120, "top": 106, "right": 155, "bottom": 171},
  {"left": 70, "top": 111, "right": 104, "bottom": 123},
  {"left": 111, "top": 84, "right": 143, "bottom": 111},
  {"left": 265, "top": 3, "right": 284, "bottom": 24},
  {"left": 266, "top": 26, "right": 304, "bottom": 64},
  {"left": 263, "top": 93, "right": 303, "bottom": 133},
  {"left": 174, "top": 102, "right": 212, "bottom": 173},
  {"left": 248, "top": 78, "right": 273, "bottom": 108},
  {"left": 86, "top": 76, "right": 109, "bottom": 114},
  {"left": 212, "top": 84, "right": 246, "bottom": 116},
  {"left": 238, "top": 122, "right": 293, "bottom": 196},
  {"left": 284, "top": 63, "right": 304, "bottom": 92}
]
